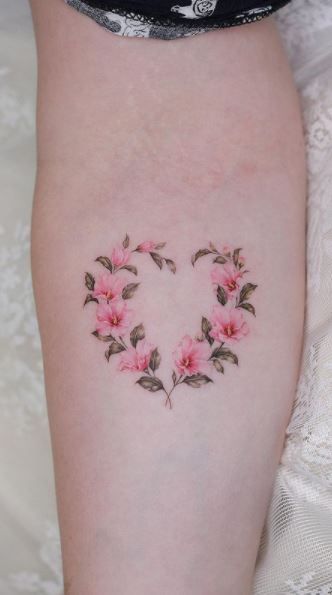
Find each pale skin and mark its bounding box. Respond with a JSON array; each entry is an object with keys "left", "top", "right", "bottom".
[{"left": 29, "top": 1, "right": 306, "bottom": 593}]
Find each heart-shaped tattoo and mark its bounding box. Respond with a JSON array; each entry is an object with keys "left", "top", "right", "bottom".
[{"left": 84, "top": 235, "right": 257, "bottom": 409}]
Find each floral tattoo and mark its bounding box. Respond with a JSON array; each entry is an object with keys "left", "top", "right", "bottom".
[{"left": 84, "top": 236, "right": 257, "bottom": 409}]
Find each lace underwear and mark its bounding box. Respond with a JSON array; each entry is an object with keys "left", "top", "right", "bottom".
[{"left": 65, "top": 0, "right": 291, "bottom": 40}]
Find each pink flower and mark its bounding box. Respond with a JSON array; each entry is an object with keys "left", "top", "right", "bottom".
[
  {"left": 222, "top": 244, "right": 232, "bottom": 254},
  {"left": 211, "top": 263, "right": 243, "bottom": 298},
  {"left": 173, "top": 335, "right": 210, "bottom": 376},
  {"left": 136, "top": 241, "right": 157, "bottom": 253},
  {"left": 210, "top": 306, "right": 249, "bottom": 344},
  {"left": 92, "top": 272, "right": 125, "bottom": 301},
  {"left": 111, "top": 245, "right": 130, "bottom": 268},
  {"left": 96, "top": 301, "right": 132, "bottom": 337},
  {"left": 118, "top": 340, "right": 154, "bottom": 372}
]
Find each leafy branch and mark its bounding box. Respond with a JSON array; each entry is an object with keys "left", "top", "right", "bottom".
[{"left": 236, "top": 282, "right": 257, "bottom": 316}]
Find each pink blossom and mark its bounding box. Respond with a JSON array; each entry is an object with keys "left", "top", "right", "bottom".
[
  {"left": 118, "top": 340, "right": 154, "bottom": 372},
  {"left": 111, "top": 245, "right": 130, "bottom": 268},
  {"left": 96, "top": 301, "right": 132, "bottom": 337},
  {"left": 210, "top": 306, "right": 249, "bottom": 344},
  {"left": 92, "top": 272, "right": 125, "bottom": 302},
  {"left": 136, "top": 241, "right": 157, "bottom": 253},
  {"left": 222, "top": 244, "right": 232, "bottom": 254},
  {"left": 211, "top": 263, "right": 243, "bottom": 298},
  {"left": 173, "top": 335, "right": 210, "bottom": 376}
]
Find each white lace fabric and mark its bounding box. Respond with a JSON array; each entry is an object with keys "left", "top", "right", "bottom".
[{"left": 0, "top": 1, "right": 332, "bottom": 593}]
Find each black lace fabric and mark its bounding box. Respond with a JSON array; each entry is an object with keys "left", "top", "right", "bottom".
[{"left": 65, "top": 0, "right": 292, "bottom": 39}]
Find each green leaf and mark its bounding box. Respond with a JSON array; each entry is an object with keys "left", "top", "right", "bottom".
[
  {"left": 182, "top": 374, "right": 213, "bottom": 388},
  {"left": 154, "top": 242, "right": 166, "bottom": 250},
  {"left": 209, "top": 241, "right": 218, "bottom": 253},
  {"left": 149, "top": 348, "right": 161, "bottom": 372},
  {"left": 165, "top": 258, "right": 176, "bottom": 274},
  {"left": 213, "top": 359, "right": 224, "bottom": 373},
  {"left": 201, "top": 316, "right": 212, "bottom": 334},
  {"left": 150, "top": 252, "right": 163, "bottom": 270},
  {"left": 85, "top": 272, "right": 95, "bottom": 291},
  {"left": 201, "top": 316, "right": 213, "bottom": 345},
  {"left": 239, "top": 283, "right": 257, "bottom": 304},
  {"left": 123, "top": 234, "right": 130, "bottom": 249},
  {"left": 136, "top": 376, "right": 164, "bottom": 392},
  {"left": 210, "top": 345, "right": 224, "bottom": 358},
  {"left": 217, "top": 285, "right": 228, "bottom": 306},
  {"left": 191, "top": 248, "right": 211, "bottom": 266},
  {"left": 122, "top": 282, "right": 140, "bottom": 300},
  {"left": 130, "top": 323, "right": 145, "bottom": 348},
  {"left": 92, "top": 331, "right": 114, "bottom": 342},
  {"left": 213, "top": 255, "right": 227, "bottom": 265},
  {"left": 233, "top": 248, "right": 242, "bottom": 266},
  {"left": 172, "top": 370, "right": 177, "bottom": 385},
  {"left": 95, "top": 256, "right": 113, "bottom": 273},
  {"left": 105, "top": 341, "right": 125, "bottom": 361},
  {"left": 119, "top": 264, "right": 138, "bottom": 276},
  {"left": 84, "top": 294, "right": 98, "bottom": 306},
  {"left": 238, "top": 302, "right": 256, "bottom": 316},
  {"left": 211, "top": 346, "right": 238, "bottom": 365}
]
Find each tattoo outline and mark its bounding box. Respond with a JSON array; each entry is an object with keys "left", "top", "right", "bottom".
[{"left": 84, "top": 236, "right": 257, "bottom": 409}]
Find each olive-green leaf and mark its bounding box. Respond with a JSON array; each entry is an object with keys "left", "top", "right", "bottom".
[
  {"left": 209, "top": 241, "right": 218, "bottom": 253},
  {"left": 191, "top": 248, "right": 211, "bottom": 266},
  {"left": 211, "top": 346, "right": 238, "bottom": 365},
  {"left": 239, "top": 283, "right": 257, "bottom": 304},
  {"left": 122, "top": 283, "right": 140, "bottom": 300},
  {"left": 95, "top": 256, "right": 113, "bottom": 273},
  {"left": 213, "top": 359, "right": 224, "bottom": 373},
  {"left": 150, "top": 252, "right": 163, "bottom": 270},
  {"left": 136, "top": 376, "right": 164, "bottom": 392},
  {"left": 182, "top": 374, "right": 213, "bottom": 388},
  {"left": 105, "top": 341, "right": 125, "bottom": 361},
  {"left": 233, "top": 248, "right": 242, "bottom": 266},
  {"left": 201, "top": 316, "right": 213, "bottom": 345},
  {"left": 201, "top": 316, "right": 212, "bottom": 335},
  {"left": 213, "top": 255, "right": 227, "bottom": 265},
  {"left": 119, "top": 264, "right": 138, "bottom": 276},
  {"left": 85, "top": 272, "right": 95, "bottom": 291},
  {"left": 130, "top": 323, "right": 145, "bottom": 348},
  {"left": 84, "top": 294, "right": 98, "bottom": 307},
  {"left": 92, "top": 331, "right": 114, "bottom": 342},
  {"left": 123, "top": 234, "right": 130, "bottom": 249},
  {"left": 210, "top": 345, "right": 224, "bottom": 358},
  {"left": 165, "top": 259, "right": 176, "bottom": 274},
  {"left": 217, "top": 285, "right": 228, "bottom": 306},
  {"left": 149, "top": 348, "right": 161, "bottom": 372},
  {"left": 172, "top": 370, "right": 177, "bottom": 385},
  {"left": 154, "top": 242, "right": 166, "bottom": 250},
  {"left": 239, "top": 302, "right": 256, "bottom": 316}
]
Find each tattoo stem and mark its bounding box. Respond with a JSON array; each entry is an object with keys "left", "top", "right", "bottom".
[
  {"left": 144, "top": 369, "right": 173, "bottom": 409},
  {"left": 163, "top": 390, "right": 173, "bottom": 410},
  {"left": 162, "top": 374, "right": 184, "bottom": 409}
]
